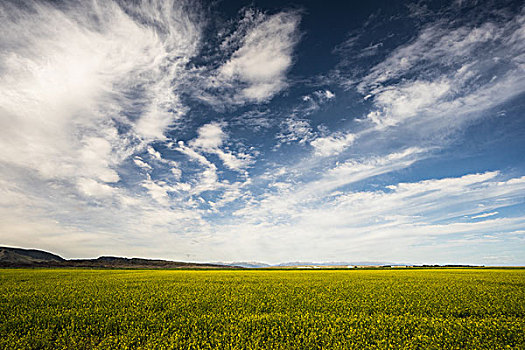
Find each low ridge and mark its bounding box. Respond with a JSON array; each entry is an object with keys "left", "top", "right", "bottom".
[
  {"left": 0, "top": 246, "right": 65, "bottom": 264},
  {"left": 0, "top": 246, "right": 237, "bottom": 269}
]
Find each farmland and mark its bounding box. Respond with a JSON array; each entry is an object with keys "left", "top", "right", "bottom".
[{"left": 0, "top": 269, "right": 523, "bottom": 349}]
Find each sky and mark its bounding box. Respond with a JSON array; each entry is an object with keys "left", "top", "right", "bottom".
[{"left": 0, "top": 0, "right": 524, "bottom": 265}]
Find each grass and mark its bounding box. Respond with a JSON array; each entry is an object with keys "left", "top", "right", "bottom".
[{"left": 0, "top": 268, "right": 524, "bottom": 349}]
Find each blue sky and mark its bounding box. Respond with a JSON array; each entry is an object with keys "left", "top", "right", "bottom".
[{"left": 1, "top": 0, "right": 524, "bottom": 265}]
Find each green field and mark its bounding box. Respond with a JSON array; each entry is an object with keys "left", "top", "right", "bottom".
[{"left": 1, "top": 269, "right": 524, "bottom": 349}]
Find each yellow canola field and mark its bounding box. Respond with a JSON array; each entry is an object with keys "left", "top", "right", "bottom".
[{"left": 1, "top": 269, "right": 524, "bottom": 349}]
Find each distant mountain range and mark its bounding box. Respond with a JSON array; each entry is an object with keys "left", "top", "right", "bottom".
[
  {"left": 275, "top": 261, "right": 402, "bottom": 267},
  {"left": 215, "top": 262, "right": 272, "bottom": 268},
  {"left": 2, "top": 246, "right": 483, "bottom": 269},
  {"left": 214, "top": 261, "right": 407, "bottom": 268}
]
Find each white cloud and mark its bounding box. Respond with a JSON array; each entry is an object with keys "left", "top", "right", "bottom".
[
  {"left": 319, "top": 147, "right": 426, "bottom": 192},
  {"left": 147, "top": 147, "right": 163, "bottom": 160},
  {"left": 0, "top": 0, "right": 216, "bottom": 259},
  {"left": 133, "top": 158, "right": 153, "bottom": 171},
  {"left": 222, "top": 170, "right": 525, "bottom": 263},
  {"left": 141, "top": 179, "right": 172, "bottom": 206},
  {"left": 276, "top": 118, "right": 314, "bottom": 145},
  {"left": 170, "top": 168, "right": 182, "bottom": 180},
  {"left": 297, "top": 89, "right": 337, "bottom": 117},
  {"left": 174, "top": 141, "right": 222, "bottom": 194},
  {"left": 189, "top": 122, "right": 253, "bottom": 171},
  {"left": 77, "top": 178, "right": 117, "bottom": 198},
  {"left": 0, "top": 0, "right": 202, "bottom": 196},
  {"left": 190, "top": 123, "right": 226, "bottom": 150},
  {"left": 471, "top": 211, "right": 499, "bottom": 219},
  {"left": 216, "top": 151, "right": 252, "bottom": 172},
  {"left": 310, "top": 131, "right": 355, "bottom": 156},
  {"left": 212, "top": 10, "right": 301, "bottom": 104},
  {"left": 366, "top": 79, "right": 451, "bottom": 127},
  {"left": 234, "top": 147, "right": 427, "bottom": 220},
  {"left": 354, "top": 12, "right": 525, "bottom": 131},
  {"left": 315, "top": 90, "right": 335, "bottom": 100},
  {"left": 356, "top": 21, "right": 501, "bottom": 93}
]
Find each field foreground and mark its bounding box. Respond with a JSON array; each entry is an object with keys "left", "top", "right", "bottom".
[{"left": 1, "top": 269, "right": 524, "bottom": 349}]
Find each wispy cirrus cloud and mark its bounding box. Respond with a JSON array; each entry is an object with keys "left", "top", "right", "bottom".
[
  {"left": 471, "top": 211, "right": 499, "bottom": 219},
  {"left": 190, "top": 8, "right": 302, "bottom": 107},
  {"left": 213, "top": 171, "right": 525, "bottom": 263},
  {"left": 0, "top": 0, "right": 210, "bottom": 257},
  {"left": 0, "top": 0, "right": 202, "bottom": 191},
  {"left": 218, "top": 10, "right": 301, "bottom": 103},
  {"left": 310, "top": 131, "right": 355, "bottom": 157},
  {"left": 355, "top": 8, "right": 525, "bottom": 134},
  {"left": 233, "top": 147, "right": 427, "bottom": 222},
  {"left": 189, "top": 122, "right": 253, "bottom": 171}
]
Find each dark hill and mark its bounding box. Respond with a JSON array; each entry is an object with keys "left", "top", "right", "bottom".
[
  {"left": 0, "top": 246, "right": 65, "bottom": 264},
  {"left": 0, "top": 246, "right": 237, "bottom": 269}
]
